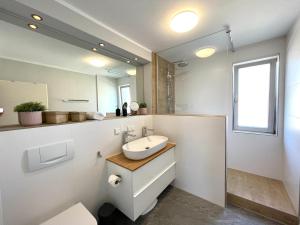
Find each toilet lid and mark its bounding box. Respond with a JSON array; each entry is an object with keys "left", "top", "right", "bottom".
[{"left": 40, "top": 203, "right": 97, "bottom": 225}]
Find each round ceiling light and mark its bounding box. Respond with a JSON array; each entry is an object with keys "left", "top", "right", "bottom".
[
  {"left": 170, "top": 11, "right": 199, "bottom": 33},
  {"left": 88, "top": 59, "right": 105, "bottom": 67},
  {"left": 92, "top": 47, "right": 97, "bottom": 52},
  {"left": 126, "top": 69, "right": 136, "bottom": 76},
  {"left": 195, "top": 47, "right": 216, "bottom": 58},
  {"left": 99, "top": 43, "right": 105, "bottom": 47}
]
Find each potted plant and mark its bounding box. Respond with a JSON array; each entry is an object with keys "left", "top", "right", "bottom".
[
  {"left": 139, "top": 102, "right": 148, "bottom": 115},
  {"left": 14, "top": 102, "right": 46, "bottom": 126}
]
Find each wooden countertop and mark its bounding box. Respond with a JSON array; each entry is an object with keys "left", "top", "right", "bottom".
[{"left": 106, "top": 143, "right": 176, "bottom": 171}]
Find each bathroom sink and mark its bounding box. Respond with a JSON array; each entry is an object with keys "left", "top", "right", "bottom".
[{"left": 122, "top": 135, "right": 168, "bottom": 160}]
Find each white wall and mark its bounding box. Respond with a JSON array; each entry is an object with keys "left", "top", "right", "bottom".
[
  {"left": 0, "top": 58, "right": 98, "bottom": 112},
  {"left": 0, "top": 116, "right": 152, "bottom": 225},
  {"left": 175, "top": 52, "right": 231, "bottom": 115},
  {"left": 175, "top": 37, "right": 286, "bottom": 180},
  {"left": 283, "top": 15, "right": 300, "bottom": 214},
  {"left": 153, "top": 115, "right": 226, "bottom": 207},
  {"left": 0, "top": 114, "right": 227, "bottom": 225},
  {"left": 97, "top": 76, "right": 118, "bottom": 115},
  {"left": 0, "top": 80, "right": 48, "bottom": 126},
  {"left": 0, "top": 190, "right": 3, "bottom": 225}
]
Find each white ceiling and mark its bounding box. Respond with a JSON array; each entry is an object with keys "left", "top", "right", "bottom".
[
  {"left": 59, "top": 0, "right": 300, "bottom": 52},
  {"left": 0, "top": 20, "right": 135, "bottom": 78}
]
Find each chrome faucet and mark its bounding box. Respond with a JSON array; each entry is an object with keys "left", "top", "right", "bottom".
[
  {"left": 142, "top": 126, "right": 154, "bottom": 137},
  {"left": 123, "top": 130, "right": 136, "bottom": 144}
]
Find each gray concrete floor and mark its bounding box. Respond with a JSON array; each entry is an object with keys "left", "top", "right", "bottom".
[{"left": 130, "top": 186, "right": 280, "bottom": 225}]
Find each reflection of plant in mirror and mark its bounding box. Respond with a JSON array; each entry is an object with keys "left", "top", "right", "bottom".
[
  {"left": 139, "top": 102, "right": 148, "bottom": 115},
  {"left": 14, "top": 102, "right": 46, "bottom": 112},
  {"left": 139, "top": 102, "right": 147, "bottom": 108}
]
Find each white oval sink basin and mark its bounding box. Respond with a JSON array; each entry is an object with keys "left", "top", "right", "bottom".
[{"left": 122, "top": 135, "right": 168, "bottom": 160}]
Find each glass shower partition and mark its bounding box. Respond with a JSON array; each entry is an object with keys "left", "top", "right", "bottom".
[{"left": 156, "top": 28, "right": 233, "bottom": 114}]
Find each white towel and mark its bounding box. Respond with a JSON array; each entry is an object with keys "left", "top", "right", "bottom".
[{"left": 86, "top": 112, "right": 105, "bottom": 120}]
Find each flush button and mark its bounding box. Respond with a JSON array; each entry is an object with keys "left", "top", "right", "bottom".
[
  {"left": 39, "top": 142, "right": 68, "bottom": 163},
  {"left": 27, "top": 140, "right": 74, "bottom": 172}
]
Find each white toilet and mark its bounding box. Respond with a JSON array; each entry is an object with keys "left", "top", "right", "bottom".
[{"left": 40, "top": 203, "right": 97, "bottom": 225}]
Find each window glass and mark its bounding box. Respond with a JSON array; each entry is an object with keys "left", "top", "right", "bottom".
[
  {"left": 120, "top": 85, "right": 131, "bottom": 111},
  {"left": 237, "top": 64, "right": 271, "bottom": 128}
]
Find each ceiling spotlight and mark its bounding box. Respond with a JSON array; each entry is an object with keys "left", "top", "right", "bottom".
[
  {"left": 195, "top": 47, "right": 216, "bottom": 58},
  {"left": 99, "top": 43, "right": 105, "bottom": 47},
  {"left": 92, "top": 47, "right": 97, "bottom": 52},
  {"left": 126, "top": 69, "right": 136, "bottom": 76},
  {"left": 28, "top": 24, "right": 38, "bottom": 30},
  {"left": 126, "top": 60, "right": 131, "bottom": 64},
  {"left": 31, "top": 14, "right": 43, "bottom": 21},
  {"left": 170, "top": 11, "right": 199, "bottom": 33},
  {"left": 134, "top": 57, "right": 138, "bottom": 61}
]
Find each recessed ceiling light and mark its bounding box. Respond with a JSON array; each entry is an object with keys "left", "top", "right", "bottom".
[
  {"left": 126, "top": 60, "right": 131, "bottom": 64},
  {"left": 134, "top": 57, "right": 138, "bottom": 61},
  {"left": 170, "top": 11, "right": 198, "bottom": 33},
  {"left": 126, "top": 69, "right": 136, "bottom": 76},
  {"left": 195, "top": 47, "right": 216, "bottom": 58},
  {"left": 92, "top": 48, "right": 97, "bottom": 52},
  {"left": 31, "top": 14, "right": 43, "bottom": 21},
  {"left": 99, "top": 43, "right": 105, "bottom": 47},
  {"left": 28, "top": 24, "right": 38, "bottom": 30}
]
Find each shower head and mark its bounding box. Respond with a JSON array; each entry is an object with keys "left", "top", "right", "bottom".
[{"left": 173, "top": 60, "right": 189, "bottom": 68}]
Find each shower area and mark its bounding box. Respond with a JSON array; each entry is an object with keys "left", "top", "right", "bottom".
[
  {"left": 156, "top": 55, "right": 175, "bottom": 114},
  {"left": 154, "top": 27, "right": 298, "bottom": 224},
  {"left": 155, "top": 27, "right": 233, "bottom": 114}
]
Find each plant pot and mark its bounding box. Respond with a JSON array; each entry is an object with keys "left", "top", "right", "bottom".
[
  {"left": 18, "top": 111, "right": 42, "bottom": 126},
  {"left": 139, "top": 108, "right": 148, "bottom": 115}
]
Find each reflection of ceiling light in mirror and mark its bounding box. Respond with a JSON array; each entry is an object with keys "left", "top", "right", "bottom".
[
  {"left": 195, "top": 47, "right": 216, "bottom": 58},
  {"left": 31, "top": 14, "right": 43, "bottom": 21},
  {"left": 170, "top": 11, "right": 198, "bottom": 33},
  {"left": 28, "top": 24, "right": 38, "bottom": 30},
  {"left": 86, "top": 58, "right": 105, "bottom": 67},
  {"left": 92, "top": 47, "right": 97, "bottom": 51},
  {"left": 126, "top": 69, "right": 136, "bottom": 76},
  {"left": 99, "top": 43, "right": 105, "bottom": 47},
  {"left": 126, "top": 60, "right": 131, "bottom": 64},
  {"left": 134, "top": 57, "right": 138, "bottom": 61}
]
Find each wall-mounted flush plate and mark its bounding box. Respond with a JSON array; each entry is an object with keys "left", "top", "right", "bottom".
[{"left": 26, "top": 140, "right": 74, "bottom": 172}]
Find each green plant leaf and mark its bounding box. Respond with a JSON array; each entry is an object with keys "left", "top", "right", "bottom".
[{"left": 14, "top": 102, "right": 46, "bottom": 112}]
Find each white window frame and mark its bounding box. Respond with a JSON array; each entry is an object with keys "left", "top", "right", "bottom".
[{"left": 232, "top": 55, "right": 279, "bottom": 135}]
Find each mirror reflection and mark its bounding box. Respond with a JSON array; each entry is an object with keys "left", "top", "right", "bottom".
[{"left": 0, "top": 20, "right": 145, "bottom": 126}]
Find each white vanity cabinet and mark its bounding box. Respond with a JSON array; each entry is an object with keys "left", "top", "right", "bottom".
[{"left": 106, "top": 144, "right": 176, "bottom": 221}]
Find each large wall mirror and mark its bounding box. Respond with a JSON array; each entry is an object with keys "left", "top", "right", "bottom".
[{"left": 0, "top": 15, "right": 148, "bottom": 127}]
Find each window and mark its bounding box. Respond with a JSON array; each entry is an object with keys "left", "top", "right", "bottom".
[
  {"left": 119, "top": 84, "right": 131, "bottom": 111},
  {"left": 233, "top": 56, "right": 279, "bottom": 134}
]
